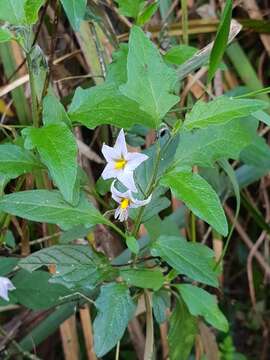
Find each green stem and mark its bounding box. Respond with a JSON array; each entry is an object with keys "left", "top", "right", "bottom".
[
  {"left": 132, "top": 143, "right": 162, "bottom": 238},
  {"left": 143, "top": 290, "right": 154, "bottom": 360},
  {"left": 106, "top": 219, "right": 126, "bottom": 240},
  {"left": 26, "top": 53, "right": 39, "bottom": 128}
]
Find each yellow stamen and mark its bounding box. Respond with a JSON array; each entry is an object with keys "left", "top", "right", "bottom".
[
  {"left": 115, "top": 159, "right": 127, "bottom": 170},
  {"left": 120, "top": 198, "right": 130, "bottom": 209}
]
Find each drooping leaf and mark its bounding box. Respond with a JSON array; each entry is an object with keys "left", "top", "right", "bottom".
[
  {"left": 19, "top": 245, "right": 114, "bottom": 289},
  {"left": 0, "top": 190, "right": 106, "bottom": 230},
  {"left": 164, "top": 45, "right": 197, "bottom": 65},
  {"left": 208, "top": 0, "right": 233, "bottom": 82},
  {"left": 59, "top": 225, "right": 93, "bottom": 244},
  {"left": 42, "top": 94, "right": 71, "bottom": 126},
  {"left": 120, "top": 26, "right": 179, "bottom": 124},
  {"left": 184, "top": 96, "right": 267, "bottom": 130},
  {"left": 161, "top": 171, "right": 228, "bottom": 236},
  {"left": 23, "top": 123, "right": 78, "bottom": 204},
  {"left": 151, "top": 235, "right": 218, "bottom": 287},
  {"left": 0, "top": 143, "right": 42, "bottom": 179},
  {"left": 60, "top": 0, "right": 87, "bottom": 30},
  {"left": 120, "top": 268, "right": 164, "bottom": 290},
  {"left": 174, "top": 117, "right": 257, "bottom": 168},
  {"left": 24, "top": 0, "right": 44, "bottom": 24},
  {"left": 0, "top": 28, "right": 14, "bottom": 43},
  {"left": 0, "top": 257, "right": 18, "bottom": 276},
  {"left": 68, "top": 83, "right": 156, "bottom": 129},
  {"left": 152, "top": 289, "right": 170, "bottom": 324},
  {"left": 11, "top": 270, "right": 70, "bottom": 310},
  {"left": 168, "top": 298, "right": 197, "bottom": 360},
  {"left": 93, "top": 283, "right": 136, "bottom": 357},
  {"left": 176, "top": 284, "right": 229, "bottom": 332},
  {"left": 114, "top": 0, "right": 144, "bottom": 18}
]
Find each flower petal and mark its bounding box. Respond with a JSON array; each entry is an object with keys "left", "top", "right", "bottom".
[
  {"left": 0, "top": 277, "right": 15, "bottom": 302},
  {"left": 130, "top": 194, "right": 152, "bottom": 208},
  {"left": 125, "top": 152, "right": 148, "bottom": 171},
  {"left": 114, "top": 129, "right": 127, "bottom": 157},
  {"left": 101, "top": 144, "right": 120, "bottom": 162},
  {"left": 110, "top": 181, "right": 130, "bottom": 203},
  {"left": 117, "top": 171, "right": 137, "bottom": 192},
  {"left": 101, "top": 163, "right": 119, "bottom": 180}
]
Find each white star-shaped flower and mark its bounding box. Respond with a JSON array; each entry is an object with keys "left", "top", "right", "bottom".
[
  {"left": 101, "top": 129, "right": 148, "bottom": 192},
  {"left": 111, "top": 181, "right": 152, "bottom": 222},
  {"left": 0, "top": 276, "right": 15, "bottom": 302}
]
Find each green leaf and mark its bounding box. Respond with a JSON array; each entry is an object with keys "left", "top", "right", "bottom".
[
  {"left": 115, "top": 0, "right": 144, "bottom": 18},
  {"left": 152, "top": 289, "right": 170, "bottom": 324},
  {"left": 0, "top": 190, "right": 106, "bottom": 230},
  {"left": 151, "top": 235, "right": 218, "bottom": 287},
  {"left": 68, "top": 83, "right": 156, "bottom": 129},
  {"left": 24, "top": 0, "right": 44, "bottom": 24},
  {"left": 175, "top": 118, "right": 257, "bottom": 168},
  {"left": 126, "top": 236, "right": 139, "bottom": 254},
  {"left": 0, "top": 28, "right": 14, "bottom": 43},
  {"left": 60, "top": 0, "right": 87, "bottom": 30},
  {"left": 164, "top": 45, "right": 197, "bottom": 65},
  {"left": 59, "top": 225, "right": 92, "bottom": 244},
  {"left": 43, "top": 94, "right": 71, "bottom": 126},
  {"left": 11, "top": 270, "right": 70, "bottom": 310},
  {"left": 240, "top": 135, "right": 270, "bottom": 169},
  {"left": 0, "top": 257, "right": 18, "bottom": 276},
  {"left": 184, "top": 97, "right": 267, "bottom": 130},
  {"left": 0, "top": 143, "right": 42, "bottom": 179},
  {"left": 120, "top": 26, "right": 179, "bottom": 124},
  {"left": 106, "top": 44, "right": 128, "bottom": 86},
  {"left": 161, "top": 171, "right": 228, "bottom": 236},
  {"left": 120, "top": 268, "right": 164, "bottom": 290},
  {"left": 136, "top": 2, "right": 158, "bottom": 25},
  {"left": 23, "top": 123, "right": 77, "bottom": 204},
  {"left": 176, "top": 284, "right": 229, "bottom": 332},
  {"left": 93, "top": 283, "right": 136, "bottom": 357},
  {"left": 208, "top": 0, "right": 233, "bottom": 82},
  {"left": 19, "top": 245, "right": 114, "bottom": 289},
  {"left": 168, "top": 298, "right": 197, "bottom": 360},
  {"left": 0, "top": 0, "right": 25, "bottom": 25}
]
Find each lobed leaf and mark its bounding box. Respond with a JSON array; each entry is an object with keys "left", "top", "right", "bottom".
[
  {"left": 68, "top": 83, "right": 156, "bottom": 129},
  {"left": 120, "top": 26, "right": 179, "bottom": 124}
]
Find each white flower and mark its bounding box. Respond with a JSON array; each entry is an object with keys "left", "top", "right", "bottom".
[
  {"left": 0, "top": 276, "right": 15, "bottom": 302},
  {"left": 111, "top": 181, "right": 152, "bottom": 222},
  {"left": 101, "top": 129, "right": 148, "bottom": 192}
]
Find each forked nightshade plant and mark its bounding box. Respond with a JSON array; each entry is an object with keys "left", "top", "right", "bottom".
[{"left": 0, "top": 1, "right": 269, "bottom": 359}]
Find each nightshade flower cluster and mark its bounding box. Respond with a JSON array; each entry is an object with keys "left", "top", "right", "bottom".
[
  {"left": 0, "top": 276, "right": 15, "bottom": 301},
  {"left": 101, "top": 129, "right": 151, "bottom": 221}
]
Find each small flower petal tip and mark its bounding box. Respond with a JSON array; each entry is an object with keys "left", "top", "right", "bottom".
[
  {"left": 111, "top": 181, "right": 152, "bottom": 222},
  {"left": 0, "top": 276, "right": 16, "bottom": 302},
  {"left": 101, "top": 129, "right": 148, "bottom": 192}
]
